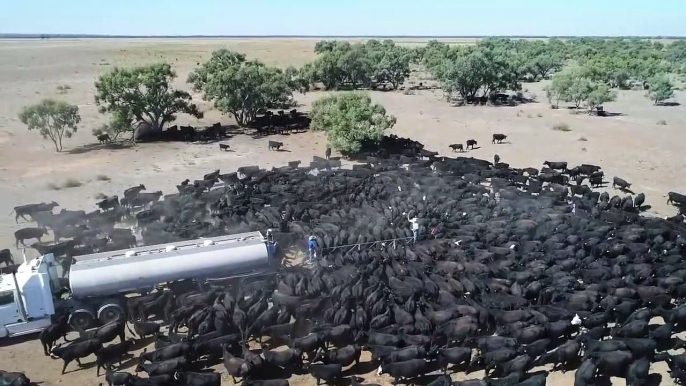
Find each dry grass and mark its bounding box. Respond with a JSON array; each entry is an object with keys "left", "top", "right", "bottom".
[
  {"left": 578, "top": 136, "right": 588, "bottom": 141},
  {"left": 657, "top": 119, "right": 668, "bottom": 125},
  {"left": 537, "top": 113, "right": 543, "bottom": 118},
  {"left": 552, "top": 123, "right": 572, "bottom": 132},
  {"left": 96, "top": 174, "right": 111, "bottom": 181}
]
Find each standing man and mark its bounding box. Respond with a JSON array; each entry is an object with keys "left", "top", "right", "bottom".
[
  {"left": 308, "top": 235, "right": 318, "bottom": 265},
  {"left": 408, "top": 214, "right": 419, "bottom": 243}
]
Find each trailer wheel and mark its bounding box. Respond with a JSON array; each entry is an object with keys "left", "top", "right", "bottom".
[
  {"left": 70, "top": 310, "right": 95, "bottom": 330},
  {"left": 98, "top": 304, "right": 124, "bottom": 325}
]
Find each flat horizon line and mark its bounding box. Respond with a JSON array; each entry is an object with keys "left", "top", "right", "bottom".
[{"left": 1, "top": 33, "right": 685, "bottom": 39}]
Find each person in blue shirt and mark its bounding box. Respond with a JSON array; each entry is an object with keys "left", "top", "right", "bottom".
[{"left": 308, "top": 235, "right": 318, "bottom": 264}]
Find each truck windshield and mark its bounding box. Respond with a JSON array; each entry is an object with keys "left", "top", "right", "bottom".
[{"left": 0, "top": 291, "right": 14, "bottom": 306}]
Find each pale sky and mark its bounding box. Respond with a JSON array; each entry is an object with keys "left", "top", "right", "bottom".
[{"left": 1, "top": 0, "right": 684, "bottom": 37}]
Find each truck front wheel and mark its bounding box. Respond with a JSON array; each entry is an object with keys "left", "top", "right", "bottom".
[
  {"left": 70, "top": 310, "right": 95, "bottom": 330},
  {"left": 98, "top": 304, "right": 124, "bottom": 325}
]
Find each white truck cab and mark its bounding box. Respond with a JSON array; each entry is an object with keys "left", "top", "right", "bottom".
[{"left": 0, "top": 254, "right": 59, "bottom": 338}]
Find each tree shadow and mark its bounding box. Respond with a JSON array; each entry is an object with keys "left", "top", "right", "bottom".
[
  {"left": 597, "top": 112, "right": 625, "bottom": 117},
  {"left": 66, "top": 142, "right": 134, "bottom": 155},
  {"left": 657, "top": 101, "right": 681, "bottom": 107}
]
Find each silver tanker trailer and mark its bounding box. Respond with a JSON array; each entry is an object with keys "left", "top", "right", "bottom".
[{"left": 0, "top": 231, "right": 275, "bottom": 337}]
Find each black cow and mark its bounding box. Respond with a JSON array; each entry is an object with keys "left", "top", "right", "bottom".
[
  {"left": 135, "top": 356, "right": 188, "bottom": 376},
  {"left": 305, "top": 363, "right": 343, "bottom": 386},
  {"left": 492, "top": 133, "right": 507, "bottom": 144},
  {"left": 132, "top": 191, "right": 163, "bottom": 208},
  {"left": 39, "top": 315, "right": 70, "bottom": 356},
  {"left": 176, "top": 372, "right": 221, "bottom": 386},
  {"left": 0, "top": 249, "right": 13, "bottom": 266},
  {"left": 12, "top": 201, "right": 59, "bottom": 223},
  {"left": 127, "top": 321, "right": 161, "bottom": 338},
  {"left": 0, "top": 371, "right": 30, "bottom": 386},
  {"left": 95, "top": 338, "right": 136, "bottom": 375},
  {"left": 613, "top": 176, "right": 632, "bottom": 190},
  {"left": 98, "top": 134, "right": 112, "bottom": 144},
  {"left": 325, "top": 147, "right": 332, "bottom": 159},
  {"left": 14, "top": 227, "right": 47, "bottom": 248},
  {"left": 543, "top": 161, "right": 567, "bottom": 171},
  {"left": 466, "top": 139, "right": 478, "bottom": 149},
  {"left": 139, "top": 342, "right": 193, "bottom": 363},
  {"left": 50, "top": 338, "right": 103, "bottom": 374},
  {"left": 97, "top": 196, "right": 120, "bottom": 211},
  {"left": 269, "top": 141, "right": 284, "bottom": 151},
  {"left": 104, "top": 369, "right": 134, "bottom": 386},
  {"left": 449, "top": 144, "right": 464, "bottom": 152},
  {"left": 667, "top": 191, "right": 686, "bottom": 206},
  {"left": 123, "top": 184, "right": 146, "bottom": 199},
  {"left": 379, "top": 359, "right": 429, "bottom": 385},
  {"left": 219, "top": 143, "right": 231, "bottom": 151}
]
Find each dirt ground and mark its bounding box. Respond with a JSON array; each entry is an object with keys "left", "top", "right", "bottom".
[{"left": 0, "top": 38, "right": 685, "bottom": 385}]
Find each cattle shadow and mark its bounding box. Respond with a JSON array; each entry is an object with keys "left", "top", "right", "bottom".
[
  {"left": 466, "top": 146, "right": 481, "bottom": 151},
  {"left": 64, "top": 359, "right": 98, "bottom": 374},
  {"left": 341, "top": 361, "right": 380, "bottom": 376},
  {"left": 619, "top": 187, "right": 638, "bottom": 195},
  {"left": 493, "top": 141, "right": 512, "bottom": 145},
  {"left": 66, "top": 142, "right": 134, "bottom": 155},
  {"left": 276, "top": 149, "right": 292, "bottom": 153},
  {"left": 638, "top": 204, "right": 652, "bottom": 212},
  {"left": 115, "top": 354, "right": 140, "bottom": 372}
]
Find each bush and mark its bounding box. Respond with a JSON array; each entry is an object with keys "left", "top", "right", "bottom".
[
  {"left": 552, "top": 123, "right": 571, "bottom": 132},
  {"left": 646, "top": 74, "right": 675, "bottom": 105},
  {"left": 657, "top": 119, "right": 667, "bottom": 125},
  {"left": 310, "top": 92, "right": 396, "bottom": 153},
  {"left": 537, "top": 113, "right": 543, "bottom": 117},
  {"left": 19, "top": 99, "right": 81, "bottom": 152}
]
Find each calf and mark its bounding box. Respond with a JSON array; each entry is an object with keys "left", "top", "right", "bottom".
[
  {"left": 219, "top": 143, "right": 231, "bottom": 151},
  {"left": 50, "top": 338, "right": 103, "bottom": 374},
  {"left": 77, "top": 319, "right": 126, "bottom": 344},
  {"left": 14, "top": 227, "right": 46, "bottom": 248},
  {"left": 0, "top": 249, "right": 13, "bottom": 266},
  {"left": 667, "top": 191, "right": 686, "bottom": 206},
  {"left": 466, "top": 139, "right": 478, "bottom": 149},
  {"left": 613, "top": 176, "right": 632, "bottom": 190},
  {"left": 98, "top": 134, "right": 112, "bottom": 144},
  {"left": 97, "top": 196, "right": 120, "bottom": 211},
  {"left": 95, "top": 338, "right": 136, "bottom": 375},
  {"left": 269, "top": 140, "right": 284, "bottom": 151},
  {"left": 449, "top": 144, "right": 464, "bottom": 152},
  {"left": 590, "top": 175, "right": 603, "bottom": 188},
  {"left": 492, "top": 133, "right": 507, "bottom": 144}
]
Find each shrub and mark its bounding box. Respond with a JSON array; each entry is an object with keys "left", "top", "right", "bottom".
[
  {"left": 19, "top": 99, "right": 81, "bottom": 152},
  {"left": 657, "top": 119, "right": 667, "bottom": 125},
  {"left": 96, "top": 174, "right": 111, "bottom": 181},
  {"left": 552, "top": 123, "right": 571, "bottom": 132},
  {"left": 578, "top": 136, "right": 588, "bottom": 141},
  {"left": 537, "top": 113, "right": 543, "bottom": 117}
]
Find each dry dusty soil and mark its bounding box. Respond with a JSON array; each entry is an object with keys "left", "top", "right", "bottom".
[{"left": 0, "top": 38, "right": 685, "bottom": 385}]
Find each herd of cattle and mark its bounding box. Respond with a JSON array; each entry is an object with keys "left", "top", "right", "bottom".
[{"left": 4, "top": 134, "right": 686, "bottom": 386}]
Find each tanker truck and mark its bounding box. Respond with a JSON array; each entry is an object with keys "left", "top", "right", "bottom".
[{"left": 0, "top": 231, "right": 276, "bottom": 337}]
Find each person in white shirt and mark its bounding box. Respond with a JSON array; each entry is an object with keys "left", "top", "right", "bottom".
[{"left": 408, "top": 214, "right": 419, "bottom": 242}]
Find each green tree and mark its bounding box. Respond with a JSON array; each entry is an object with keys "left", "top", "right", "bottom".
[
  {"left": 551, "top": 64, "right": 593, "bottom": 108},
  {"left": 530, "top": 53, "right": 563, "bottom": 80},
  {"left": 189, "top": 49, "right": 295, "bottom": 126},
  {"left": 586, "top": 84, "right": 617, "bottom": 114},
  {"left": 646, "top": 74, "right": 675, "bottom": 105},
  {"left": 310, "top": 93, "right": 396, "bottom": 153},
  {"left": 19, "top": 99, "right": 80, "bottom": 152},
  {"left": 94, "top": 63, "right": 202, "bottom": 133},
  {"left": 93, "top": 110, "right": 135, "bottom": 141}
]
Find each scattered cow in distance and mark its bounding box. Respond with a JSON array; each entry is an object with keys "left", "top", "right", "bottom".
[
  {"left": 492, "top": 133, "right": 507, "bottom": 144},
  {"left": 97, "top": 134, "right": 111, "bottom": 144},
  {"left": 466, "top": 140, "right": 478, "bottom": 150},
  {"left": 219, "top": 144, "right": 230, "bottom": 151},
  {"left": 269, "top": 141, "right": 284, "bottom": 151},
  {"left": 449, "top": 144, "right": 464, "bottom": 152}
]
